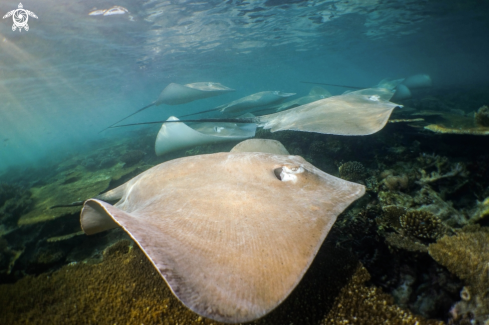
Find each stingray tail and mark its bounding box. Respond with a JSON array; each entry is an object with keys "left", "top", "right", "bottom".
[
  {"left": 99, "top": 101, "right": 156, "bottom": 133},
  {"left": 179, "top": 106, "right": 223, "bottom": 118}
]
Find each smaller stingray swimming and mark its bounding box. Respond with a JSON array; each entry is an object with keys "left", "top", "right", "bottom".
[
  {"left": 103, "top": 82, "right": 235, "bottom": 130},
  {"left": 181, "top": 90, "right": 296, "bottom": 118}
]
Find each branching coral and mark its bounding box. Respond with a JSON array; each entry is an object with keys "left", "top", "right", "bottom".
[
  {"left": 417, "top": 163, "right": 469, "bottom": 184},
  {"left": 429, "top": 226, "right": 489, "bottom": 325},
  {"left": 339, "top": 161, "right": 366, "bottom": 182},
  {"left": 413, "top": 186, "right": 467, "bottom": 226},
  {"left": 400, "top": 211, "right": 444, "bottom": 240},
  {"left": 385, "top": 233, "right": 429, "bottom": 253},
  {"left": 417, "top": 153, "right": 449, "bottom": 171},
  {"left": 322, "top": 263, "right": 443, "bottom": 325},
  {"left": 378, "top": 207, "right": 448, "bottom": 252},
  {"left": 469, "top": 197, "right": 489, "bottom": 224}
]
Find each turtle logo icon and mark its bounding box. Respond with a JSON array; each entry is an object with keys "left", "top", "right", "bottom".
[{"left": 3, "top": 3, "right": 38, "bottom": 32}]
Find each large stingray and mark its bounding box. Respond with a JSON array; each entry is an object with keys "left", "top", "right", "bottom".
[
  {"left": 80, "top": 151, "right": 365, "bottom": 323},
  {"left": 104, "top": 82, "right": 235, "bottom": 130},
  {"left": 107, "top": 88, "right": 400, "bottom": 136},
  {"left": 182, "top": 91, "right": 296, "bottom": 118},
  {"left": 230, "top": 139, "right": 290, "bottom": 155}
]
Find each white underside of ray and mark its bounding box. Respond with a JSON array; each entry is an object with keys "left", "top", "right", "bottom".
[{"left": 155, "top": 116, "right": 256, "bottom": 156}]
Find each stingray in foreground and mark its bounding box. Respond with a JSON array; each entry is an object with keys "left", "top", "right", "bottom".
[
  {"left": 80, "top": 144, "right": 365, "bottom": 323},
  {"left": 103, "top": 82, "right": 235, "bottom": 130}
]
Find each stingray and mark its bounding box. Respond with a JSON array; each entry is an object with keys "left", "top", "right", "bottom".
[
  {"left": 181, "top": 91, "right": 296, "bottom": 118},
  {"left": 108, "top": 88, "right": 400, "bottom": 136},
  {"left": 80, "top": 151, "right": 365, "bottom": 323},
  {"left": 104, "top": 82, "right": 235, "bottom": 130},
  {"left": 230, "top": 139, "right": 290, "bottom": 155},
  {"left": 257, "top": 87, "right": 399, "bottom": 135},
  {"left": 272, "top": 86, "right": 332, "bottom": 112},
  {"left": 155, "top": 116, "right": 256, "bottom": 156}
]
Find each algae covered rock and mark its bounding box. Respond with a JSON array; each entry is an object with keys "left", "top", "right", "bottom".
[
  {"left": 0, "top": 183, "right": 32, "bottom": 228},
  {"left": 474, "top": 105, "right": 489, "bottom": 127},
  {"left": 17, "top": 162, "right": 144, "bottom": 226}
]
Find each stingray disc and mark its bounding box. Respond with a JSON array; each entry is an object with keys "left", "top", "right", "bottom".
[
  {"left": 258, "top": 88, "right": 399, "bottom": 135},
  {"left": 155, "top": 82, "right": 235, "bottom": 106},
  {"left": 80, "top": 152, "right": 365, "bottom": 323},
  {"left": 230, "top": 139, "right": 290, "bottom": 155}
]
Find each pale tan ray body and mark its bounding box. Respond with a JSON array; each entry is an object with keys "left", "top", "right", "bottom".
[
  {"left": 81, "top": 152, "right": 365, "bottom": 323},
  {"left": 273, "top": 86, "right": 332, "bottom": 112},
  {"left": 230, "top": 139, "right": 290, "bottom": 155},
  {"left": 217, "top": 91, "right": 296, "bottom": 115},
  {"left": 156, "top": 82, "right": 235, "bottom": 105},
  {"left": 258, "top": 88, "right": 399, "bottom": 135}
]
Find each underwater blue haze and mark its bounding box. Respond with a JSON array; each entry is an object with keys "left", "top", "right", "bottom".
[{"left": 0, "top": 0, "right": 488, "bottom": 171}]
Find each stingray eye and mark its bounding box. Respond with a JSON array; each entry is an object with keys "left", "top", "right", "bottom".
[{"left": 274, "top": 165, "right": 304, "bottom": 183}]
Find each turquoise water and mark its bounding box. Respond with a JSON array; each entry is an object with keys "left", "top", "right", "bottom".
[
  {"left": 1, "top": 1, "right": 489, "bottom": 324},
  {"left": 1, "top": 0, "right": 488, "bottom": 172}
]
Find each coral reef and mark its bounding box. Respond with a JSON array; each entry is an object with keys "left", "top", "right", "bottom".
[
  {"left": 322, "top": 263, "right": 443, "bottom": 325},
  {"left": 120, "top": 150, "right": 146, "bottom": 166},
  {"left": 0, "top": 183, "right": 32, "bottom": 228},
  {"left": 474, "top": 105, "right": 489, "bottom": 127},
  {"left": 428, "top": 225, "right": 489, "bottom": 325},
  {"left": 339, "top": 161, "right": 366, "bottom": 182},
  {"left": 469, "top": 197, "right": 489, "bottom": 224},
  {"left": 417, "top": 163, "right": 468, "bottom": 185},
  {"left": 378, "top": 191, "right": 414, "bottom": 208},
  {"left": 0, "top": 239, "right": 443, "bottom": 325},
  {"left": 385, "top": 233, "right": 428, "bottom": 253},
  {"left": 384, "top": 174, "right": 410, "bottom": 191},
  {"left": 400, "top": 211, "right": 444, "bottom": 240}
]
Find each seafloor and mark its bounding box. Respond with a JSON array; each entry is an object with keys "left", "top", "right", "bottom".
[{"left": 0, "top": 87, "right": 488, "bottom": 325}]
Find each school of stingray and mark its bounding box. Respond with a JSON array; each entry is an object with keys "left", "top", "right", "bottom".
[{"left": 81, "top": 74, "right": 432, "bottom": 323}]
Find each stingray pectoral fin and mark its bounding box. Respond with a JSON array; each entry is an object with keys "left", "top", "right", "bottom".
[
  {"left": 80, "top": 199, "right": 121, "bottom": 235},
  {"left": 95, "top": 182, "right": 128, "bottom": 202}
]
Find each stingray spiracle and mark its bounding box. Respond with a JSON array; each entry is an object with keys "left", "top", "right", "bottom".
[{"left": 274, "top": 165, "right": 304, "bottom": 183}]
